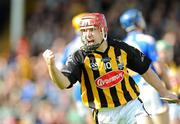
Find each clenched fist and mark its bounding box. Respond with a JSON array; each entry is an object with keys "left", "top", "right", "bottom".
[{"left": 43, "top": 49, "right": 55, "bottom": 66}]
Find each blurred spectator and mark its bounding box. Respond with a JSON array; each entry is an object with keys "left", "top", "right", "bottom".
[
  {"left": 0, "top": 0, "right": 180, "bottom": 123},
  {"left": 156, "top": 39, "right": 180, "bottom": 124}
]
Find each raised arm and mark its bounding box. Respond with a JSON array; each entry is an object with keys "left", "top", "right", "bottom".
[{"left": 43, "top": 49, "right": 71, "bottom": 89}]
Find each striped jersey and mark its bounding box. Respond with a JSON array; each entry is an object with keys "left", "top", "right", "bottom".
[{"left": 61, "top": 38, "right": 151, "bottom": 109}]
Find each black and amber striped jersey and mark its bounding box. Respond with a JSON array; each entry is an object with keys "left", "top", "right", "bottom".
[{"left": 61, "top": 38, "right": 151, "bottom": 109}]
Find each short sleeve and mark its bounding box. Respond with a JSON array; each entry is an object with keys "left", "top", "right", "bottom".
[
  {"left": 61, "top": 51, "right": 82, "bottom": 88},
  {"left": 126, "top": 44, "right": 152, "bottom": 75}
]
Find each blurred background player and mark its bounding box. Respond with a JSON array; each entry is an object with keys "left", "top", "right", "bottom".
[
  {"left": 57, "top": 13, "right": 94, "bottom": 124},
  {"left": 60, "top": 13, "right": 84, "bottom": 68},
  {"left": 156, "top": 40, "right": 180, "bottom": 124},
  {"left": 119, "top": 8, "right": 171, "bottom": 124}
]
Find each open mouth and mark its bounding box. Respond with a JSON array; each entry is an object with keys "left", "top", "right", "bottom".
[{"left": 87, "top": 40, "right": 95, "bottom": 45}]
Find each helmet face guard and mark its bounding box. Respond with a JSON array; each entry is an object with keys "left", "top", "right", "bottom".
[{"left": 79, "top": 13, "right": 108, "bottom": 51}]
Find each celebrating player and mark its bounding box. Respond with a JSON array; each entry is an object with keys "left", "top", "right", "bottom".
[{"left": 43, "top": 13, "right": 178, "bottom": 124}]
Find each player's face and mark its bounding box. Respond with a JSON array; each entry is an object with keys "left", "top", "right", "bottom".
[{"left": 80, "top": 26, "right": 103, "bottom": 48}]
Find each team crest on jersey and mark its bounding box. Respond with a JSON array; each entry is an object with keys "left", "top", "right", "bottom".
[
  {"left": 90, "top": 62, "right": 98, "bottom": 70},
  {"left": 95, "top": 70, "right": 124, "bottom": 89}
]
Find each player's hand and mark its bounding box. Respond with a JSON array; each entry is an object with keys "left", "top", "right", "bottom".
[
  {"left": 161, "top": 91, "right": 180, "bottom": 104},
  {"left": 43, "top": 49, "right": 55, "bottom": 66}
]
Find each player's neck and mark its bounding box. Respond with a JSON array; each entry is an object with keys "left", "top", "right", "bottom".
[
  {"left": 135, "top": 28, "right": 143, "bottom": 32},
  {"left": 96, "top": 40, "right": 108, "bottom": 52}
]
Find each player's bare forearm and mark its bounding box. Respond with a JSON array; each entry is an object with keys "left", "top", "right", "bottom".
[
  {"left": 160, "top": 65, "right": 171, "bottom": 90},
  {"left": 142, "top": 67, "right": 177, "bottom": 99},
  {"left": 47, "top": 64, "right": 70, "bottom": 89},
  {"left": 43, "top": 49, "right": 70, "bottom": 89},
  {"left": 153, "top": 60, "right": 171, "bottom": 90}
]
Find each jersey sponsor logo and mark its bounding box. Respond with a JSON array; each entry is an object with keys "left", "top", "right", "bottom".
[{"left": 95, "top": 70, "right": 124, "bottom": 89}]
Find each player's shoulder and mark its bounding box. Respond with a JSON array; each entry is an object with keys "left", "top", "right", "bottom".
[
  {"left": 108, "top": 36, "right": 123, "bottom": 45},
  {"left": 72, "top": 49, "right": 83, "bottom": 58},
  {"left": 108, "top": 37, "right": 131, "bottom": 49},
  {"left": 136, "top": 33, "right": 155, "bottom": 44},
  {"left": 70, "top": 48, "right": 87, "bottom": 64},
  {"left": 108, "top": 37, "right": 128, "bottom": 45}
]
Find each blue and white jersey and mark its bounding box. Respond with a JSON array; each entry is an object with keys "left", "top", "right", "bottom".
[
  {"left": 60, "top": 34, "right": 82, "bottom": 102},
  {"left": 60, "top": 34, "right": 82, "bottom": 65},
  {"left": 124, "top": 31, "right": 158, "bottom": 83}
]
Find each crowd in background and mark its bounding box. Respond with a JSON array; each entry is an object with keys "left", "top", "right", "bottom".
[{"left": 0, "top": 0, "right": 179, "bottom": 123}]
